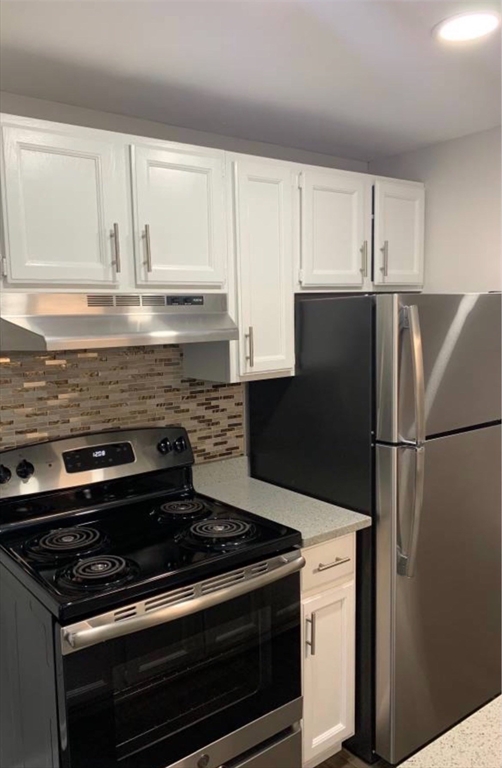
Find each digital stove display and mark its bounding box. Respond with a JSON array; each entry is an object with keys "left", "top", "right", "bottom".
[{"left": 63, "top": 442, "right": 135, "bottom": 473}]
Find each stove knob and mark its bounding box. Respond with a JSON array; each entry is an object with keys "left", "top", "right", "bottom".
[
  {"left": 0, "top": 465, "right": 12, "bottom": 484},
  {"left": 16, "top": 460, "right": 35, "bottom": 480},
  {"left": 157, "top": 437, "right": 173, "bottom": 455},
  {"left": 173, "top": 436, "right": 187, "bottom": 453}
]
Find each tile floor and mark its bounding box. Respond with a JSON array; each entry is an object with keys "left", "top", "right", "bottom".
[{"left": 318, "top": 696, "right": 501, "bottom": 768}]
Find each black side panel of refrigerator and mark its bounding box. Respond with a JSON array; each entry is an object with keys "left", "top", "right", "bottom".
[{"left": 248, "top": 294, "right": 374, "bottom": 514}]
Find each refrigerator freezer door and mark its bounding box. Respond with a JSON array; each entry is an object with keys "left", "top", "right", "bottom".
[
  {"left": 376, "top": 293, "right": 501, "bottom": 443},
  {"left": 376, "top": 424, "right": 501, "bottom": 764}
]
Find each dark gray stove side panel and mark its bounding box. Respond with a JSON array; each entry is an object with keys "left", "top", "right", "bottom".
[{"left": 0, "top": 565, "right": 59, "bottom": 768}]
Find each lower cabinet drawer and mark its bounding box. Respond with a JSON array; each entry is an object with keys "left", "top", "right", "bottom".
[
  {"left": 301, "top": 534, "right": 355, "bottom": 593},
  {"left": 227, "top": 727, "right": 301, "bottom": 768}
]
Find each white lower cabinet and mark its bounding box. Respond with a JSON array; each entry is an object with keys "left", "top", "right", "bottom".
[{"left": 301, "top": 535, "right": 356, "bottom": 768}]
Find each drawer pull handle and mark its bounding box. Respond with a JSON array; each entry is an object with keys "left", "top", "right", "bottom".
[
  {"left": 306, "top": 614, "right": 317, "bottom": 655},
  {"left": 316, "top": 556, "right": 351, "bottom": 572}
]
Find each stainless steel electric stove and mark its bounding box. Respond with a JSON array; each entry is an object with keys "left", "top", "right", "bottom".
[{"left": 0, "top": 427, "right": 303, "bottom": 768}]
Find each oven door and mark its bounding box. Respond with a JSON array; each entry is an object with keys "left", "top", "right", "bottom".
[{"left": 57, "top": 552, "right": 303, "bottom": 768}]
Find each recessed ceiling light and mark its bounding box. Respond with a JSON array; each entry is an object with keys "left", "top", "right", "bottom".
[{"left": 434, "top": 12, "right": 500, "bottom": 42}]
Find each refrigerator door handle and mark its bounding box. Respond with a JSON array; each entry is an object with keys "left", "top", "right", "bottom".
[
  {"left": 401, "top": 305, "right": 426, "bottom": 446},
  {"left": 397, "top": 445, "right": 425, "bottom": 578}
]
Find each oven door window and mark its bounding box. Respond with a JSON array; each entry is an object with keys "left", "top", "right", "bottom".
[{"left": 61, "top": 573, "right": 300, "bottom": 768}]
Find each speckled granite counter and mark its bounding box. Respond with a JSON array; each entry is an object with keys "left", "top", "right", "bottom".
[
  {"left": 399, "top": 696, "right": 501, "bottom": 768},
  {"left": 193, "top": 456, "right": 371, "bottom": 547}
]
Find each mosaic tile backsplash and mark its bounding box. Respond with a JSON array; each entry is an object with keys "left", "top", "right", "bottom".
[{"left": 0, "top": 346, "right": 245, "bottom": 463}]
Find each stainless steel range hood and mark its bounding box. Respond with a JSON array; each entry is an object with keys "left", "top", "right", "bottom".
[{"left": 0, "top": 293, "right": 239, "bottom": 352}]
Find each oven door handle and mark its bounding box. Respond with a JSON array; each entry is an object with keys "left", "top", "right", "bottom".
[{"left": 61, "top": 552, "right": 305, "bottom": 653}]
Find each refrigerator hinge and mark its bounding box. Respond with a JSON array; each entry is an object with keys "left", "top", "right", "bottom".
[
  {"left": 297, "top": 172, "right": 303, "bottom": 190},
  {"left": 1, "top": 257, "right": 7, "bottom": 279},
  {"left": 298, "top": 269, "right": 304, "bottom": 284}
]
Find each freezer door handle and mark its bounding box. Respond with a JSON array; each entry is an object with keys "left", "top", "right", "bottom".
[
  {"left": 401, "top": 305, "right": 426, "bottom": 446},
  {"left": 397, "top": 445, "right": 425, "bottom": 578}
]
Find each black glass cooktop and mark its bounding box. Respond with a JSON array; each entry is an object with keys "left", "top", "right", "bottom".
[{"left": 0, "top": 486, "right": 301, "bottom": 621}]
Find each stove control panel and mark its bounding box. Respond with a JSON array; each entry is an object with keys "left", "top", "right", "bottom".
[
  {"left": 0, "top": 427, "right": 194, "bottom": 499},
  {"left": 63, "top": 442, "right": 135, "bottom": 473}
]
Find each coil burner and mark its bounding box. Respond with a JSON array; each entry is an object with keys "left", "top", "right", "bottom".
[
  {"left": 177, "top": 518, "right": 258, "bottom": 552},
  {"left": 24, "top": 526, "right": 107, "bottom": 564},
  {"left": 55, "top": 555, "right": 139, "bottom": 592}
]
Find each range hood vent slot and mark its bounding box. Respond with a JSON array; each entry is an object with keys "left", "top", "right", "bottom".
[
  {"left": 116, "top": 295, "right": 141, "bottom": 307},
  {"left": 142, "top": 295, "right": 166, "bottom": 306},
  {"left": 87, "top": 295, "right": 114, "bottom": 307}
]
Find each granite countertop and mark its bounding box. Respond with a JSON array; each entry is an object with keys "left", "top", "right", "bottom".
[
  {"left": 193, "top": 456, "right": 371, "bottom": 548},
  {"left": 399, "top": 696, "right": 501, "bottom": 768}
]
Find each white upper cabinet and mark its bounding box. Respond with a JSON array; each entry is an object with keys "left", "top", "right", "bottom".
[
  {"left": 299, "top": 169, "right": 371, "bottom": 289},
  {"left": 1, "top": 126, "right": 126, "bottom": 285},
  {"left": 232, "top": 157, "right": 295, "bottom": 377},
  {"left": 131, "top": 145, "right": 227, "bottom": 286},
  {"left": 373, "top": 179, "right": 425, "bottom": 286}
]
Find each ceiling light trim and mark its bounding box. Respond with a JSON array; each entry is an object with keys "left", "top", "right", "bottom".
[{"left": 433, "top": 11, "right": 500, "bottom": 43}]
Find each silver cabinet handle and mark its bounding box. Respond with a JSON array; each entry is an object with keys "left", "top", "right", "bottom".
[
  {"left": 398, "top": 445, "right": 425, "bottom": 578},
  {"left": 306, "top": 613, "right": 317, "bottom": 656},
  {"left": 143, "top": 224, "right": 152, "bottom": 273},
  {"left": 245, "top": 326, "right": 254, "bottom": 368},
  {"left": 380, "top": 240, "right": 389, "bottom": 277},
  {"left": 316, "top": 556, "right": 351, "bottom": 572},
  {"left": 62, "top": 553, "right": 305, "bottom": 653},
  {"left": 402, "top": 305, "right": 426, "bottom": 446},
  {"left": 111, "top": 222, "right": 121, "bottom": 273},
  {"left": 359, "top": 241, "right": 368, "bottom": 278}
]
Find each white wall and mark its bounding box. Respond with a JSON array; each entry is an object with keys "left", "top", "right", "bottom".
[
  {"left": 370, "top": 127, "right": 501, "bottom": 293},
  {"left": 0, "top": 91, "right": 367, "bottom": 173}
]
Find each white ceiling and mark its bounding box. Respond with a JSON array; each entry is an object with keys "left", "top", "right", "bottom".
[{"left": 0, "top": 0, "right": 500, "bottom": 161}]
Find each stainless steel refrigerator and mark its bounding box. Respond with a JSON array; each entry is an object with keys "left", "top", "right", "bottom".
[{"left": 248, "top": 292, "right": 501, "bottom": 765}]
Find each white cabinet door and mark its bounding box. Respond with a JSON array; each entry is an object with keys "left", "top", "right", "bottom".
[
  {"left": 232, "top": 158, "right": 295, "bottom": 376},
  {"left": 374, "top": 179, "right": 424, "bottom": 286},
  {"left": 132, "top": 145, "right": 226, "bottom": 286},
  {"left": 1, "top": 127, "right": 124, "bottom": 285},
  {"left": 300, "top": 170, "right": 370, "bottom": 288},
  {"left": 302, "top": 582, "right": 355, "bottom": 766}
]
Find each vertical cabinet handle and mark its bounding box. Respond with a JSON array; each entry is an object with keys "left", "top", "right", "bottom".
[
  {"left": 111, "top": 223, "right": 121, "bottom": 273},
  {"left": 143, "top": 224, "right": 153, "bottom": 273},
  {"left": 380, "top": 240, "right": 389, "bottom": 277},
  {"left": 359, "top": 241, "right": 368, "bottom": 278},
  {"left": 245, "top": 326, "right": 254, "bottom": 368},
  {"left": 306, "top": 614, "right": 317, "bottom": 656}
]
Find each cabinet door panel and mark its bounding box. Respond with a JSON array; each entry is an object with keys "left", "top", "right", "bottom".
[
  {"left": 233, "top": 159, "right": 295, "bottom": 376},
  {"left": 301, "top": 171, "right": 369, "bottom": 288},
  {"left": 374, "top": 180, "right": 424, "bottom": 286},
  {"left": 302, "top": 582, "right": 355, "bottom": 765},
  {"left": 132, "top": 146, "right": 226, "bottom": 286},
  {"left": 2, "top": 127, "right": 121, "bottom": 284}
]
